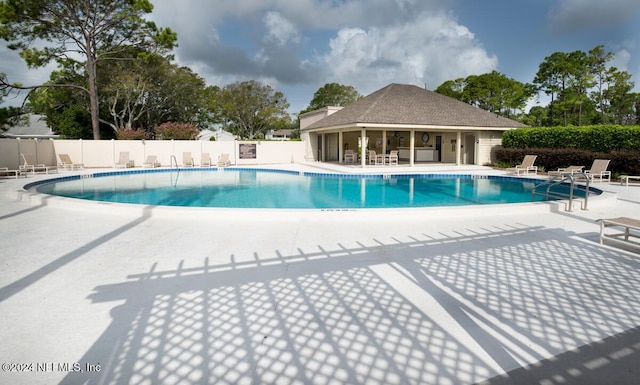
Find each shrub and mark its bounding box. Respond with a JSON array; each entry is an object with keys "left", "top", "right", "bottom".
[
  {"left": 609, "top": 149, "right": 640, "bottom": 176},
  {"left": 495, "top": 147, "right": 640, "bottom": 176},
  {"left": 502, "top": 125, "right": 640, "bottom": 152},
  {"left": 156, "top": 122, "right": 199, "bottom": 140},
  {"left": 116, "top": 128, "right": 148, "bottom": 140}
]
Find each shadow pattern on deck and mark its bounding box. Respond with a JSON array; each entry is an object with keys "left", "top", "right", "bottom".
[{"left": 56, "top": 225, "right": 640, "bottom": 385}]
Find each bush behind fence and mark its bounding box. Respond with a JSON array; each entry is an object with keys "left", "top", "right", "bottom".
[
  {"left": 495, "top": 147, "right": 640, "bottom": 176},
  {"left": 502, "top": 125, "right": 640, "bottom": 152}
]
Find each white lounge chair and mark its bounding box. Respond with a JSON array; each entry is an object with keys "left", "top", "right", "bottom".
[
  {"left": 201, "top": 153, "right": 212, "bottom": 167},
  {"left": 182, "top": 152, "right": 194, "bottom": 167},
  {"left": 58, "top": 154, "right": 84, "bottom": 170},
  {"left": 142, "top": 155, "right": 161, "bottom": 168},
  {"left": 367, "top": 150, "right": 376, "bottom": 165},
  {"left": 386, "top": 150, "right": 399, "bottom": 165},
  {"left": 620, "top": 175, "right": 640, "bottom": 186},
  {"left": 217, "top": 153, "right": 231, "bottom": 167},
  {"left": 114, "top": 152, "right": 134, "bottom": 168},
  {"left": 506, "top": 155, "right": 537, "bottom": 175},
  {"left": 547, "top": 165, "right": 583, "bottom": 178},
  {"left": 583, "top": 159, "right": 611, "bottom": 183},
  {"left": 20, "top": 153, "right": 57, "bottom": 174},
  {"left": 368, "top": 150, "right": 384, "bottom": 165},
  {"left": 0, "top": 167, "right": 26, "bottom": 179}
]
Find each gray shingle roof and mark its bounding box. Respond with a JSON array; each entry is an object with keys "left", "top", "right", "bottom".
[{"left": 304, "top": 83, "right": 527, "bottom": 130}]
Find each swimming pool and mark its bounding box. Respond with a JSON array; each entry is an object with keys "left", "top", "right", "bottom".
[{"left": 31, "top": 168, "right": 593, "bottom": 209}]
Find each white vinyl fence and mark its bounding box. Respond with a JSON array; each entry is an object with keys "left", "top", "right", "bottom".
[{"left": 0, "top": 139, "right": 306, "bottom": 170}]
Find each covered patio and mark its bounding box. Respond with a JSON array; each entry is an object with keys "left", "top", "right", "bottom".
[{"left": 300, "top": 84, "right": 527, "bottom": 167}]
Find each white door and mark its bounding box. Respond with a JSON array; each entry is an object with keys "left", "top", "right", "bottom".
[{"left": 464, "top": 134, "right": 476, "bottom": 164}]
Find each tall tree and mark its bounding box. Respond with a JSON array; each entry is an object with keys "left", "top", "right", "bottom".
[
  {"left": 30, "top": 54, "right": 211, "bottom": 138},
  {"left": 99, "top": 52, "right": 209, "bottom": 134},
  {"left": 148, "top": 65, "right": 211, "bottom": 129},
  {"left": 28, "top": 67, "right": 102, "bottom": 138},
  {"left": 520, "top": 105, "right": 548, "bottom": 127},
  {"left": 564, "top": 50, "right": 594, "bottom": 126},
  {"left": 533, "top": 46, "right": 633, "bottom": 126},
  {"left": 300, "top": 83, "right": 362, "bottom": 115},
  {"left": 0, "top": 0, "right": 177, "bottom": 139},
  {"left": 102, "top": 55, "right": 153, "bottom": 133},
  {"left": 632, "top": 93, "right": 640, "bottom": 125},
  {"left": 588, "top": 45, "right": 614, "bottom": 123},
  {"left": 435, "top": 71, "right": 534, "bottom": 119},
  {"left": 533, "top": 51, "right": 571, "bottom": 125},
  {"left": 604, "top": 68, "right": 635, "bottom": 124},
  {"left": 213, "top": 81, "right": 290, "bottom": 140},
  {"left": 434, "top": 78, "right": 466, "bottom": 101}
]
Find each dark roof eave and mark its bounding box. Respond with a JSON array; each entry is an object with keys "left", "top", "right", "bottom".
[{"left": 303, "top": 122, "right": 523, "bottom": 132}]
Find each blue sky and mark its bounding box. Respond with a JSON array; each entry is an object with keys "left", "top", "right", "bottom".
[{"left": 2, "top": 0, "right": 640, "bottom": 117}]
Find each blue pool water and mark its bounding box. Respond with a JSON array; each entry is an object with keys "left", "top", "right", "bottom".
[{"left": 33, "top": 169, "right": 591, "bottom": 209}]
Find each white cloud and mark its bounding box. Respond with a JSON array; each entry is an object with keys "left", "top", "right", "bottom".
[
  {"left": 144, "top": 1, "right": 495, "bottom": 111},
  {"left": 547, "top": 0, "right": 640, "bottom": 34},
  {"left": 145, "top": 0, "right": 476, "bottom": 89},
  {"left": 150, "top": 0, "right": 450, "bottom": 35},
  {"left": 609, "top": 45, "right": 640, "bottom": 92},
  {"left": 322, "top": 11, "right": 497, "bottom": 94},
  {"left": 0, "top": 0, "right": 494, "bottom": 112},
  {"left": 263, "top": 12, "right": 300, "bottom": 46},
  {"left": 611, "top": 49, "right": 631, "bottom": 71}
]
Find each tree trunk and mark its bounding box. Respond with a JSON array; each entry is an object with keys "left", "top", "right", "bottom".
[
  {"left": 86, "top": 54, "right": 101, "bottom": 140},
  {"left": 578, "top": 102, "right": 583, "bottom": 126},
  {"left": 562, "top": 81, "right": 567, "bottom": 126},
  {"left": 549, "top": 93, "right": 554, "bottom": 125}
]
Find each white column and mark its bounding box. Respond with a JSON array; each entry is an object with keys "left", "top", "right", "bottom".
[
  {"left": 382, "top": 130, "right": 387, "bottom": 155},
  {"left": 360, "top": 128, "right": 366, "bottom": 167},
  {"left": 339, "top": 131, "right": 344, "bottom": 164},
  {"left": 456, "top": 131, "right": 462, "bottom": 165},
  {"left": 409, "top": 130, "right": 415, "bottom": 166},
  {"left": 16, "top": 137, "right": 21, "bottom": 167}
]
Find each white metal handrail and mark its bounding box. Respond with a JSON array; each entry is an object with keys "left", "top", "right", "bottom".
[
  {"left": 531, "top": 170, "right": 590, "bottom": 211},
  {"left": 169, "top": 155, "right": 180, "bottom": 186}
]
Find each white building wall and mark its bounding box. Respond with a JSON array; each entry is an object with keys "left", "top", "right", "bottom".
[
  {"left": 299, "top": 106, "right": 342, "bottom": 130},
  {"left": 477, "top": 131, "right": 504, "bottom": 165},
  {"left": 299, "top": 107, "right": 344, "bottom": 162}
]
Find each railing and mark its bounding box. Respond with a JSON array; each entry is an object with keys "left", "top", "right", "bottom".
[
  {"left": 169, "top": 155, "right": 179, "bottom": 170},
  {"left": 531, "top": 171, "right": 590, "bottom": 211},
  {"left": 169, "top": 155, "right": 180, "bottom": 187}
]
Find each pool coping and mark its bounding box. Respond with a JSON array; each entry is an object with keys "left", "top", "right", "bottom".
[{"left": 15, "top": 166, "right": 611, "bottom": 218}]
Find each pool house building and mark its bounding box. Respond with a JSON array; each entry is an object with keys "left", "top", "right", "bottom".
[{"left": 300, "top": 83, "right": 527, "bottom": 166}]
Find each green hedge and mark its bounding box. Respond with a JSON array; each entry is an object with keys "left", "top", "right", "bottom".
[
  {"left": 502, "top": 125, "right": 640, "bottom": 152},
  {"left": 494, "top": 148, "right": 640, "bottom": 176}
]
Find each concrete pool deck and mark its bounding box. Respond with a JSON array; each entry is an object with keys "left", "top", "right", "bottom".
[{"left": 0, "top": 163, "right": 639, "bottom": 384}]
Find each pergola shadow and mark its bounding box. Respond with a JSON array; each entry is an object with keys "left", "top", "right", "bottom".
[
  {"left": 61, "top": 225, "right": 640, "bottom": 385},
  {"left": 478, "top": 325, "right": 640, "bottom": 385}
]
